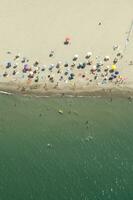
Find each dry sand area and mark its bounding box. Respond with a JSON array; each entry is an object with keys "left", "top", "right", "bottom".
[{"left": 0, "top": 0, "right": 133, "bottom": 94}]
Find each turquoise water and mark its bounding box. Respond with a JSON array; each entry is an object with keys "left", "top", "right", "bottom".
[{"left": 0, "top": 94, "right": 133, "bottom": 200}]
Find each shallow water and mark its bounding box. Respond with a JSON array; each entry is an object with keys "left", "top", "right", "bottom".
[{"left": 0, "top": 95, "right": 133, "bottom": 200}]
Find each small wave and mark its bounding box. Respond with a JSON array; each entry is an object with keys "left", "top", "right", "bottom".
[{"left": 0, "top": 90, "right": 12, "bottom": 95}]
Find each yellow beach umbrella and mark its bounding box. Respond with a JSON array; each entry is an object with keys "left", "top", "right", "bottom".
[{"left": 111, "top": 65, "right": 117, "bottom": 70}]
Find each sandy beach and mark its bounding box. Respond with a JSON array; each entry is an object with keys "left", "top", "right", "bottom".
[{"left": 0, "top": 0, "right": 133, "bottom": 97}]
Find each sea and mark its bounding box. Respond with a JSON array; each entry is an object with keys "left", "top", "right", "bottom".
[{"left": 0, "top": 94, "right": 133, "bottom": 200}]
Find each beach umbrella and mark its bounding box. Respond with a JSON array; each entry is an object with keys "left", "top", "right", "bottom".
[
  {"left": 113, "top": 44, "right": 118, "bottom": 51},
  {"left": 41, "top": 65, "right": 46, "bottom": 71},
  {"left": 122, "top": 77, "right": 128, "bottom": 81},
  {"left": 64, "top": 71, "right": 68, "bottom": 75},
  {"left": 96, "top": 63, "right": 101, "bottom": 68},
  {"left": 35, "top": 76, "right": 39, "bottom": 82},
  {"left": 6, "top": 62, "right": 12, "bottom": 68},
  {"left": 64, "top": 62, "right": 69, "bottom": 67},
  {"left": 24, "top": 64, "right": 29, "bottom": 69},
  {"left": 21, "top": 57, "right": 26, "bottom": 63},
  {"left": 86, "top": 52, "right": 92, "bottom": 59},
  {"left": 56, "top": 61, "right": 61, "bottom": 68},
  {"left": 73, "top": 54, "right": 79, "bottom": 60},
  {"left": 41, "top": 68, "right": 45, "bottom": 71},
  {"left": 3, "top": 72, "right": 8, "bottom": 77},
  {"left": 68, "top": 76, "right": 73, "bottom": 80},
  {"left": 111, "top": 65, "right": 117, "bottom": 70},
  {"left": 77, "top": 63, "right": 82, "bottom": 69},
  {"left": 29, "top": 71, "right": 33, "bottom": 76},
  {"left": 50, "top": 50, "right": 54, "bottom": 54},
  {"left": 87, "top": 60, "right": 93, "bottom": 65},
  {"left": 23, "top": 64, "right": 30, "bottom": 72},
  {"left": 81, "top": 62, "right": 86, "bottom": 69},
  {"left": 58, "top": 61, "right": 62, "bottom": 65},
  {"left": 70, "top": 73, "right": 75, "bottom": 77},
  {"left": 115, "top": 71, "right": 119, "bottom": 75},
  {"left": 36, "top": 67, "right": 39, "bottom": 71},
  {"left": 113, "top": 58, "right": 118, "bottom": 64},
  {"left": 12, "top": 70, "right": 16, "bottom": 75},
  {"left": 104, "top": 66, "right": 109, "bottom": 71},
  {"left": 66, "top": 68, "right": 70, "bottom": 72},
  {"left": 50, "top": 64, "right": 54, "bottom": 68},
  {"left": 104, "top": 56, "right": 110, "bottom": 61},
  {"left": 92, "top": 65, "right": 96, "bottom": 71},
  {"left": 109, "top": 77, "right": 113, "bottom": 80},
  {"left": 28, "top": 71, "right": 34, "bottom": 78},
  {"left": 13, "top": 63, "right": 18, "bottom": 69},
  {"left": 49, "top": 64, "right": 54, "bottom": 71},
  {"left": 97, "top": 61, "right": 103, "bottom": 67}
]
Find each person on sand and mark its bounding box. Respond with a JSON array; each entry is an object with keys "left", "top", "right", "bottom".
[
  {"left": 12, "top": 70, "right": 16, "bottom": 75},
  {"left": 49, "top": 77, "right": 54, "bottom": 83},
  {"left": 71, "top": 62, "right": 76, "bottom": 67},
  {"left": 129, "top": 61, "right": 133, "bottom": 65},
  {"left": 13, "top": 63, "right": 18, "bottom": 69},
  {"left": 21, "top": 57, "right": 26, "bottom": 63},
  {"left": 56, "top": 61, "right": 61, "bottom": 68},
  {"left": 14, "top": 54, "right": 20, "bottom": 60},
  {"left": 87, "top": 60, "right": 93, "bottom": 65},
  {"left": 98, "top": 22, "right": 102, "bottom": 26},
  {"left": 3, "top": 72, "right": 8, "bottom": 77},
  {"left": 57, "top": 69, "right": 61, "bottom": 74},
  {"left": 34, "top": 61, "right": 39, "bottom": 67},
  {"left": 7, "top": 51, "right": 11, "bottom": 54},
  {"left": 113, "top": 58, "right": 118, "bottom": 64}
]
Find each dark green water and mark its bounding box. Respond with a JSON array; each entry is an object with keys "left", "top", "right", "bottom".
[{"left": 0, "top": 94, "right": 133, "bottom": 200}]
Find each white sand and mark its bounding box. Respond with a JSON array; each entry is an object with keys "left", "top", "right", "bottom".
[{"left": 0, "top": 0, "right": 133, "bottom": 94}]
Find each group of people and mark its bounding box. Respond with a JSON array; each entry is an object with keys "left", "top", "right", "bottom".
[{"left": 0, "top": 40, "right": 127, "bottom": 89}]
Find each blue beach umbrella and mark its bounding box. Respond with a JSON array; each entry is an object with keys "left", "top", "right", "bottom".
[{"left": 115, "top": 71, "right": 119, "bottom": 75}]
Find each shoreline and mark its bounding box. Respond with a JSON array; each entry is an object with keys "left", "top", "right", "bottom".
[{"left": 0, "top": 82, "right": 133, "bottom": 99}]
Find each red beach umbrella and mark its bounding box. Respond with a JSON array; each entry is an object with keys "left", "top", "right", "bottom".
[{"left": 64, "top": 37, "right": 71, "bottom": 45}]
